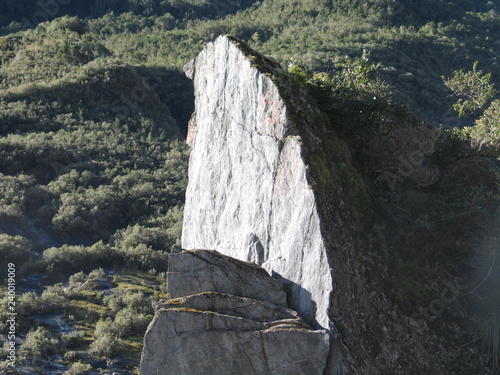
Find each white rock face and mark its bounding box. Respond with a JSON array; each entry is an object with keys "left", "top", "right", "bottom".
[{"left": 182, "top": 36, "right": 333, "bottom": 329}]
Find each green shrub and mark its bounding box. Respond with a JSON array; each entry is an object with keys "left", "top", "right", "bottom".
[
  {"left": 61, "top": 330, "right": 85, "bottom": 349},
  {"left": 464, "top": 99, "right": 500, "bottom": 155},
  {"left": 43, "top": 243, "right": 117, "bottom": 274},
  {"left": 16, "top": 292, "right": 42, "bottom": 316},
  {"left": 39, "top": 285, "right": 70, "bottom": 312},
  {"left": 112, "top": 205, "right": 185, "bottom": 252},
  {"left": 0, "top": 174, "right": 35, "bottom": 217},
  {"left": 88, "top": 267, "right": 106, "bottom": 279},
  {"left": 63, "top": 360, "right": 92, "bottom": 375},
  {"left": 62, "top": 350, "right": 78, "bottom": 362},
  {"left": 113, "top": 224, "right": 175, "bottom": 252},
  {"left": 0, "top": 234, "right": 34, "bottom": 268},
  {"left": 69, "top": 271, "right": 86, "bottom": 285},
  {"left": 117, "top": 244, "right": 169, "bottom": 271},
  {"left": 113, "top": 308, "right": 151, "bottom": 337},
  {"left": 94, "top": 305, "right": 151, "bottom": 338},
  {"left": 94, "top": 317, "right": 114, "bottom": 337},
  {"left": 443, "top": 61, "right": 496, "bottom": 117},
  {"left": 13, "top": 287, "right": 69, "bottom": 316},
  {"left": 50, "top": 16, "right": 89, "bottom": 35},
  {"left": 122, "top": 291, "right": 154, "bottom": 314},
  {"left": 103, "top": 290, "right": 153, "bottom": 314},
  {"left": 20, "top": 327, "right": 59, "bottom": 357},
  {"left": 88, "top": 334, "right": 125, "bottom": 357},
  {"left": 102, "top": 294, "right": 123, "bottom": 313}
]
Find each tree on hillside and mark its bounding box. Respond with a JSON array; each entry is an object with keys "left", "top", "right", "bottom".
[
  {"left": 443, "top": 61, "right": 497, "bottom": 118},
  {"left": 444, "top": 62, "right": 499, "bottom": 156}
]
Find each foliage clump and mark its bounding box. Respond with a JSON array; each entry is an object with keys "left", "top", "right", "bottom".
[
  {"left": 63, "top": 361, "right": 92, "bottom": 375},
  {"left": 0, "top": 234, "right": 34, "bottom": 268},
  {"left": 20, "top": 327, "right": 59, "bottom": 357},
  {"left": 443, "top": 61, "right": 497, "bottom": 117},
  {"left": 290, "top": 51, "right": 440, "bottom": 191}
]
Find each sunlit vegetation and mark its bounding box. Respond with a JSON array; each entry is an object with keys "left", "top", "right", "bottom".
[
  {"left": 2, "top": 1, "right": 498, "bottom": 121},
  {"left": 0, "top": 268, "right": 164, "bottom": 373}
]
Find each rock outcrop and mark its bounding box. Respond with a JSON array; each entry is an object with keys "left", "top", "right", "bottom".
[
  {"left": 144, "top": 35, "right": 479, "bottom": 375},
  {"left": 182, "top": 35, "right": 332, "bottom": 330},
  {"left": 140, "top": 250, "right": 330, "bottom": 375}
]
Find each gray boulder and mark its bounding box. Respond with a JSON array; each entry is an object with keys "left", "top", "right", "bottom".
[
  {"left": 166, "top": 250, "right": 287, "bottom": 306},
  {"left": 140, "top": 250, "right": 330, "bottom": 375}
]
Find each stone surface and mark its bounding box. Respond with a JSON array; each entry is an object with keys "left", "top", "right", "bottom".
[
  {"left": 141, "top": 314, "right": 329, "bottom": 375},
  {"left": 166, "top": 250, "right": 287, "bottom": 306},
  {"left": 160, "top": 292, "right": 302, "bottom": 324},
  {"left": 140, "top": 250, "right": 330, "bottom": 375},
  {"left": 181, "top": 35, "right": 333, "bottom": 329}
]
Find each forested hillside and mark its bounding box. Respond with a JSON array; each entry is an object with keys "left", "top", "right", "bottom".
[
  {"left": 2, "top": 0, "right": 499, "bottom": 121},
  {"left": 0, "top": 1, "right": 499, "bottom": 373}
]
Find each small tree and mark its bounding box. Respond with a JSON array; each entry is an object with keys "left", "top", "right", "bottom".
[
  {"left": 0, "top": 234, "right": 34, "bottom": 267},
  {"left": 50, "top": 16, "right": 89, "bottom": 35},
  {"left": 444, "top": 63, "right": 499, "bottom": 156},
  {"left": 20, "top": 327, "right": 59, "bottom": 357},
  {"left": 336, "top": 49, "right": 387, "bottom": 97},
  {"left": 63, "top": 361, "right": 92, "bottom": 375},
  {"left": 468, "top": 99, "right": 500, "bottom": 154},
  {"left": 61, "top": 330, "right": 85, "bottom": 349},
  {"left": 88, "top": 334, "right": 124, "bottom": 357},
  {"left": 443, "top": 61, "right": 496, "bottom": 117}
]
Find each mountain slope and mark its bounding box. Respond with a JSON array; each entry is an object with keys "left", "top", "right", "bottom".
[{"left": 2, "top": 0, "right": 499, "bottom": 122}]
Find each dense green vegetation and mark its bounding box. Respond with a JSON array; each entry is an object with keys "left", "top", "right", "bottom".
[
  {"left": 0, "top": 10, "right": 189, "bottom": 374},
  {"left": 0, "top": 0, "right": 498, "bottom": 373},
  {"left": 1, "top": 0, "right": 499, "bottom": 121},
  {"left": 0, "top": 18, "right": 189, "bottom": 245},
  {"left": 1, "top": 267, "right": 164, "bottom": 373}
]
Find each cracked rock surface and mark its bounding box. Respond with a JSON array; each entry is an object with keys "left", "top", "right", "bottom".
[
  {"left": 181, "top": 34, "right": 332, "bottom": 330},
  {"left": 140, "top": 250, "right": 329, "bottom": 375}
]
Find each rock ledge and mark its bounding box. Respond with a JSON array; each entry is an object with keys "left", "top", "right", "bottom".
[{"left": 140, "top": 250, "right": 329, "bottom": 375}]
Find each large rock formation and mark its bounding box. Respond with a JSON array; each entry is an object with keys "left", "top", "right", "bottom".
[
  {"left": 140, "top": 250, "right": 330, "bottom": 375},
  {"left": 182, "top": 35, "right": 332, "bottom": 330},
  {"left": 144, "top": 35, "right": 480, "bottom": 375}
]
